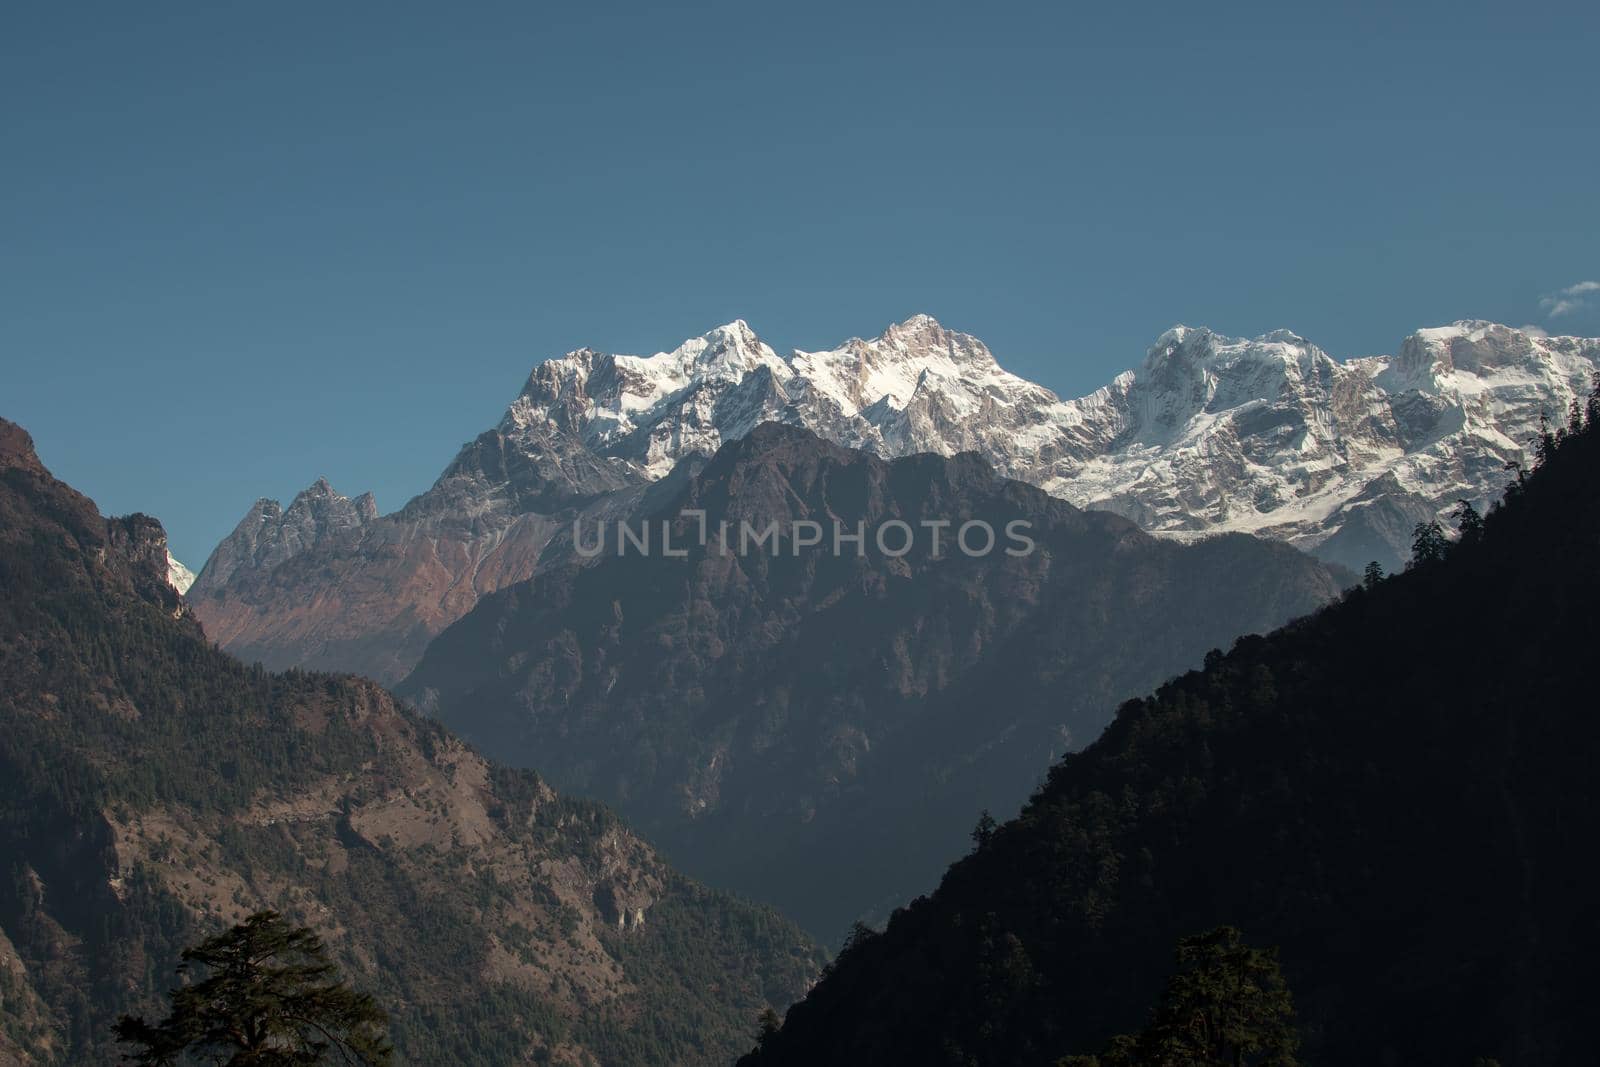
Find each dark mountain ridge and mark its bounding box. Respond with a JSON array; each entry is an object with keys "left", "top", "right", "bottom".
[
  {"left": 402, "top": 424, "right": 1345, "bottom": 938},
  {"left": 736, "top": 390, "right": 1600, "bottom": 1065}
]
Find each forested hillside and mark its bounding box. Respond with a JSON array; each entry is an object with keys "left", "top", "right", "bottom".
[
  {"left": 740, "top": 389, "right": 1600, "bottom": 1066},
  {"left": 0, "top": 418, "right": 822, "bottom": 1066}
]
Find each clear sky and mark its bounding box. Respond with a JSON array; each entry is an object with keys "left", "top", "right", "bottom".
[{"left": 4, "top": 1, "right": 1597, "bottom": 566}]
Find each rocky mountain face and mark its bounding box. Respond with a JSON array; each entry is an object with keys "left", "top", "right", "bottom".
[
  {"left": 736, "top": 382, "right": 1600, "bottom": 1067},
  {"left": 192, "top": 316, "right": 1598, "bottom": 682},
  {"left": 400, "top": 424, "right": 1344, "bottom": 938},
  {"left": 0, "top": 417, "right": 821, "bottom": 1066},
  {"left": 1057, "top": 321, "right": 1600, "bottom": 570},
  {"left": 188, "top": 438, "right": 645, "bottom": 683},
  {"left": 504, "top": 315, "right": 1598, "bottom": 570}
]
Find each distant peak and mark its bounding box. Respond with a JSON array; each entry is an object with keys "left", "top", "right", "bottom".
[
  {"left": 1145, "top": 325, "right": 1325, "bottom": 373},
  {"left": 871, "top": 314, "right": 1000, "bottom": 371},
  {"left": 166, "top": 551, "right": 196, "bottom": 594},
  {"left": 0, "top": 418, "right": 44, "bottom": 475},
  {"left": 1408, "top": 320, "right": 1522, "bottom": 343},
  {"left": 678, "top": 319, "right": 777, "bottom": 372},
  {"left": 877, "top": 313, "right": 952, "bottom": 343},
  {"left": 1396, "top": 320, "right": 1555, "bottom": 378},
  {"left": 699, "top": 320, "right": 764, "bottom": 352},
  {"left": 294, "top": 477, "right": 343, "bottom": 502},
  {"left": 285, "top": 478, "right": 374, "bottom": 525},
  {"left": 551, "top": 345, "right": 605, "bottom": 365},
  {"left": 1146, "top": 325, "right": 1214, "bottom": 365},
  {"left": 1152, "top": 324, "right": 1206, "bottom": 347}
]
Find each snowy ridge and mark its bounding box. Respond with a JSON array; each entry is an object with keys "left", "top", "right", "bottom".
[
  {"left": 501, "top": 316, "right": 1600, "bottom": 569},
  {"left": 502, "top": 314, "right": 1077, "bottom": 483},
  {"left": 166, "top": 551, "right": 196, "bottom": 594},
  {"left": 188, "top": 313, "right": 1600, "bottom": 683}
]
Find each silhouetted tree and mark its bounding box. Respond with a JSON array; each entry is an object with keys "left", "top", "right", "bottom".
[
  {"left": 1535, "top": 413, "right": 1559, "bottom": 466},
  {"left": 115, "top": 910, "right": 392, "bottom": 1065},
  {"left": 1363, "top": 561, "right": 1385, "bottom": 590},
  {"left": 1452, "top": 500, "right": 1485, "bottom": 544},
  {"left": 971, "top": 810, "right": 998, "bottom": 851},
  {"left": 755, "top": 1007, "right": 783, "bottom": 1050},
  {"left": 1410, "top": 520, "right": 1449, "bottom": 567}
]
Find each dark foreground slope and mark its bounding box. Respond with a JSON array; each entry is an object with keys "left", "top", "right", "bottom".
[
  {"left": 739, "top": 399, "right": 1600, "bottom": 1066},
  {"left": 0, "top": 418, "right": 822, "bottom": 1066},
  {"left": 403, "top": 424, "right": 1343, "bottom": 939}
]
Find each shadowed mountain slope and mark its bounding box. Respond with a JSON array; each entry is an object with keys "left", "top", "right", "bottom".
[
  {"left": 402, "top": 424, "right": 1344, "bottom": 938},
  {"left": 736, "top": 388, "right": 1600, "bottom": 1066}
]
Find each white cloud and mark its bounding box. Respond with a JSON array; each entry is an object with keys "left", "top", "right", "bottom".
[
  {"left": 1519, "top": 324, "right": 1550, "bottom": 338},
  {"left": 1540, "top": 280, "right": 1600, "bottom": 318}
]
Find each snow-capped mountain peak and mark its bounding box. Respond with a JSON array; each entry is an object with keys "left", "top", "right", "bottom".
[
  {"left": 1386, "top": 319, "right": 1558, "bottom": 385},
  {"left": 489, "top": 315, "right": 1597, "bottom": 568},
  {"left": 190, "top": 313, "right": 1600, "bottom": 688},
  {"left": 165, "top": 551, "right": 195, "bottom": 594},
  {"left": 1064, "top": 320, "right": 1598, "bottom": 565},
  {"left": 495, "top": 315, "right": 1040, "bottom": 479},
  {"left": 198, "top": 313, "right": 1600, "bottom": 658}
]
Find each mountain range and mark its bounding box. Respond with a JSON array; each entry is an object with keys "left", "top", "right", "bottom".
[
  {"left": 0, "top": 417, "right": 821, "bottom": 1066},
  {"left": 399, "top": 423, "right": 1344, "bottom": 938},
  {"left": 736, "top": 369, "right": 1600, "bottom": 1067},
  {"left": 189, "top": 316, "right": 1599, "bottom": 685},
  {"left": 8, "top": 304, "right": 1598, "bottom": 1062}
]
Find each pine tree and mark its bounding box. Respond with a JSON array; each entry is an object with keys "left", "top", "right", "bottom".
[
  {"left": 115, "top": 910, "right": 392, "bottom": 1065},
  {"left": 1138, "top": 927, "right": 1299, "bottom": 1066},
  {"left": 1060, "top": 927, "right": 1298, "bottom": 1067},
  {"left": 1452, "top": 500, "right": 1485, "bottom": 544},
  {"left": 1362, "top": 561, "right": 1385, "bottom": 590},
  {"left": 755, "top": 1006, "right": 783, "bottom": 1050},
  {"left": 1410, "top": 520, "right": 1449, "bottom": 567},
  {"left": 1535, "top": 413, "right": 1558, "bottom": 466},
  {"left": 971, "top": 810, "right": 998, "bottom": 851}
]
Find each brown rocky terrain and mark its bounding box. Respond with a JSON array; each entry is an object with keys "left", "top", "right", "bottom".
[
  {"left": 187, "top": 411, "right": 699, "bottom": 684},
  {"left": 0, "top": 417, "right": 821, "bottom": 1065}
]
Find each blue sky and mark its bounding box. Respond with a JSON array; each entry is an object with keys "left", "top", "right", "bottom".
[{"left": 3, "top": 0, "right": 1597, "bottom": 565}]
